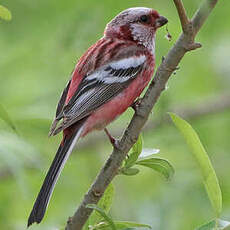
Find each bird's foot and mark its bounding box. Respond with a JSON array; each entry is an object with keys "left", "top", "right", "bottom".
[{"left": 131, "top": 98, "right": 142, "bottom": 112}]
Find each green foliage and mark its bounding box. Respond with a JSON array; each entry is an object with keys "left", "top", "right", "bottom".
[
  {"left": 169, "top": 113, "right": 230, "bottom": 229},
  {"left": 169, "top": 113, "right": 222, "bottom": 216},
  {"left": 85, "top": 135, "right": 174, "bottom": 230},
  {"left": 92, "top": 221, "right": 151, "bottom": 230},
  {"left": 85, "top": 183, "right": 151, "bottom": 230},
  {"left": 120, "top": 134, "right": 174, "bottom": 180},
  {"left": 136, "top": 158, "right": 174, "bottom": 181},
  {"left": 0, "top": 5, "right": 11, "bottom": 21},
  {"left": 0, "top": 104, "right": 17, "bottom": 134},
  {"left": 120, "top": 167, "right": 140, "bottom": 176},
  {"left": 88, "top": 184, "right": 114, "bottom": 226},
  {"left": 86, "top": 204, "right": 117, "bottom": 230},
  {"left": 196, "top": 219, "right": 230, "bottom": 230},
  {"left": 124, "top": 134, "right": 143, "bottom": 169}
]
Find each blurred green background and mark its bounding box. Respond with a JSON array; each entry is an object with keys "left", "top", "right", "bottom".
[{"left": 0, "top": 0, "right": 230, "bottom": 229}]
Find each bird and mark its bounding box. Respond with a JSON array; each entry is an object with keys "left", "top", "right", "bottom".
[{"left": 27, "top": 7, "right": 168, "bottom": 227}]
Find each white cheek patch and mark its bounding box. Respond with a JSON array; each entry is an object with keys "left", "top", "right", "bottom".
[{"left": 130, "top": 24, "right": 156, "bottom": 54}]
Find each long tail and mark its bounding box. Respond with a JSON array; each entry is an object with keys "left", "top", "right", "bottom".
[{"left": 27, "top": 125, "right": 84, "bottom": 227}]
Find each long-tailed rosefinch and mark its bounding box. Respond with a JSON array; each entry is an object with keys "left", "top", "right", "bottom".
[{"left": 28, "top": 7, "right": 168, "bottom": 226}]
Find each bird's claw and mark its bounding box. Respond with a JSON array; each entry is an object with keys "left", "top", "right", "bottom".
[{"left": 131, "top": 98, "right": 142, "bottom": 112}]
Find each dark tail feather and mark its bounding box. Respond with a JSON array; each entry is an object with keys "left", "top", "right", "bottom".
[{"left": 27, "top": 125, "right": 83, "bottom": 227}]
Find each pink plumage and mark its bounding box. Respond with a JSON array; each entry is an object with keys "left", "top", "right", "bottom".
[{"left": 28, "top": 7, "right": 168, "bottom": 227}]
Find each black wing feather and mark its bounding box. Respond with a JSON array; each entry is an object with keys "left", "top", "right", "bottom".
[{"left": 56, "top": 79, "right": 71, "bottom": 119}]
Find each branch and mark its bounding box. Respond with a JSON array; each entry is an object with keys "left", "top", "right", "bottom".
[
  {"left": 65, "top": 0, "right": 219, "bottom": 229},
  {"left": 77, "top": 92, "right": 230, "bottom": 148},
  {"left": 192, "top": 0, "right": 219, "bottom": 36},
  {"left": 171, "top": 92, "right": 230, "bottom": 120},
  {"left": 173, "top": 0, "right": 190, "bottom": 32}
]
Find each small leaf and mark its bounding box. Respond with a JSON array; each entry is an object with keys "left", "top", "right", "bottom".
[
  {"left": 93, "top": 221, "right": 151, "bottom": 230},
  {"left": 98, "top": 183, "right": 114, "bottom": 213},
  {"left": 121, "top": 167, "right": 140, "bottom": 176},
  {"left": 0, "top": 5, "right": 12, "bottom": 21},
  {"left": 138, "top": 148, "right": 160, "bottom": 159},
  {"left": 125, "top": 134, "right": 143, "bottom": 168},
  {"left": 136, "top": 157, "right": 174, "bottom": 180},
  {"left": 169, "top": 113, "right": 222, "bottom": 216},
  {"left": 196, "top": 219, "right": 230, "bottom": 230},
  {"left": 89, "top": 184, "right": 114, "bottom": 226},
  {"left": 196, "top": 219, "right": 216, "bottom": 230},
  {"left": 0, "top": 103, "right": 18, "bottom": 133},
  {"left": 86, "top": 204, "right": 117, "bottom": 230}
]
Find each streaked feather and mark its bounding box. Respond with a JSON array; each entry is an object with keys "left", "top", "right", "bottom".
[{"left": 52, "top": 56, "right": 146, "bottom": 135}]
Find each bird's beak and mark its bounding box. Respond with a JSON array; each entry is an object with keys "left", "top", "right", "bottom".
[{"left": 155, "top": 16, "right": 168, "bottom": 28}]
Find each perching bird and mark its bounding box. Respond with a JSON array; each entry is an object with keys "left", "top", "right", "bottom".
[{"left": 27, "top": 7, "right": 168, "bottom": 227}]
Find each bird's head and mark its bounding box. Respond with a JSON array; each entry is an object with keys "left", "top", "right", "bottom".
[{"left": 105, "top": 7, "right": 168, "bottom": 52}]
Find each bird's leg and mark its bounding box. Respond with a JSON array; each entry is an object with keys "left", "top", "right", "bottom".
[
  {"left": 130, "top": 98, "right": 142, "bottom": 112},
  {"left": 104, "top": 128, "right": 118, "bottom": 148}
]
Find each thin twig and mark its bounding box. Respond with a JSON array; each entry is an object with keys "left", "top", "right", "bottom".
[
  {"left": 65, "top": 0, "right": 219, "bottom": 229},
  {"left": 172, "top": 93, "right": 230, "bottom": 119},
  {"left": 173, "top": 0, "right": 190, "bottom": 32}
]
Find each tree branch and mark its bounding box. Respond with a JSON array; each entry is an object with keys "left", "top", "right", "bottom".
[
  {"left": 171, "top": 93, "right": 230, "bottom": 120},
  {"left": 192, "top": 0, "right": 218, "bottom": 36},
  {"left": 77, "top": 92, "right": 230, "bottom": 148},
  {"left": 65, "top": 0, "right": 219, "bottom": 229},
  {"left": 173, "top": 0, "right": 190, "bottom": 33}
]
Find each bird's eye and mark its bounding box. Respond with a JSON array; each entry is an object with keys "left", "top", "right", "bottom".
[{"left": 140, "top": 15, "right": 149, "bottom": 23}]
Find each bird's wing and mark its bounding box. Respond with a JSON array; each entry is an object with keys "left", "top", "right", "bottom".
[
  {"left": 55, "top": 79, "right": 71, "bottom": 118},
  {"left": 51, "top": 54, "right": 147, "bottom": 136},
  {"left": 49, "top": 79, "right": 71, "bottom": 136}
]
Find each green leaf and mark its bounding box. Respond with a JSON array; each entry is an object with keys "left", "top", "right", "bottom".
[
  {"left": 88, "top": 184, "right": 114, "bottom": 226},
  {"left": 121, "top": 167, "right": 140, "bottom": 176},
  {"left": 86, "top": 204, "right": 117, "bottom": 230},
  {"left": 0, "top": 103, "right": 18, "bottom": 133},
  {"left": 138, "top": 148, "right": 160, "bottom": 160},
  {"left": 0, "top": 5, "right": 12, "bottom": 21},
  {"left": 93, "top": 221, "right": 151, "bottom": 230},
  {"left": 98, "top": 183, "right": 114, "bottom": 213},
  {"left": 125, "top": 134, "right": 143, "bottom": 168},
  {"left": 136, "top": 157, "right": 174, "bottom": 180},
  {"left": 195, "top": 219, "right": 230, "bottom": 230},
  {"left": 169, "top": 113, "right": 222, "bottom": 216}
]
